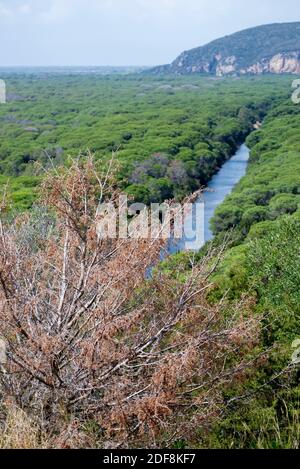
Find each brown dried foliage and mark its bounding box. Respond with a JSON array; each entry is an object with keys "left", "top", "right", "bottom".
[{"left": 0, "top": 157, "right": 260, "bottom": 448}]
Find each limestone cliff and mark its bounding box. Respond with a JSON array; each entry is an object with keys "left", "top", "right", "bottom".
[{"left": 149, "top": 22, "right": 300, "bottom": 76}]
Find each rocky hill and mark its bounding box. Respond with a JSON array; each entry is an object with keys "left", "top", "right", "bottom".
[{"left": 150, "top": 22, "right": 300, "bottom": 76}]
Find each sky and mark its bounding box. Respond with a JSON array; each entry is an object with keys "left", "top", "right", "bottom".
[{"left": 0, "top": 0, "right": 299, "bottom": 66}]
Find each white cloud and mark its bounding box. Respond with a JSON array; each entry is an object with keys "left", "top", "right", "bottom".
[
  {"left": 18, "top": 3, "right": 31, "bottom": 14},
  {"left": 0, "top": 1, "right": 14, "bottom": 19},
  {"left": 38, "top": 1, "right": 72, "bottom": 23},
  {"left": 0, "top": 0, "right": 73, "bottom": 23},
  {"left": 0, "top": 0, "right": 299, "bottom": 66}
]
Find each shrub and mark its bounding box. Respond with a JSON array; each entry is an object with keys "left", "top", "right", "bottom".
[{"left": 0, "top": 157, "right": 261, "bottom": 448}]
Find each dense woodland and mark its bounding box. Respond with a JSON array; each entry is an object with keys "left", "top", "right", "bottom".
[
  {"left": 0, "top": 73, "right": 290, "bottom": 207},
  {"left": 0, "top": 73, "right": 299, "bottom": 449},
  {"left": 205, "top": 97, "right": 300, "bottom": 447}
]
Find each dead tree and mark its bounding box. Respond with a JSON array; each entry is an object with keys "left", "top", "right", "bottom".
[{"left": 0, "top": 157, "right": 260, "bottom": 448}]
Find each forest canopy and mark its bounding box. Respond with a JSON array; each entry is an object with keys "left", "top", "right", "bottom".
[{"left": 0, "top": 74, "right": 291, "bottom": 208}]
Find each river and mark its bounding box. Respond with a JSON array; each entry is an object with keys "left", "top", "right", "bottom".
[{"left": 167, "top": 144, "right": 250, "bottom": 255}]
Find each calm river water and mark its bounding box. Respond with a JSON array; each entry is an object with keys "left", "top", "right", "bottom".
[
  {"left": 203, "top": 143, "right": 250, "bottom": 242},
  {"left": 167, "top": 144, "right": 250, "bottom": 255}
]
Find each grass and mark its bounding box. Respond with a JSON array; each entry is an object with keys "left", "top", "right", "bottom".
[{"left": 0, "top": 404, "right": 45, "bottom": 449}]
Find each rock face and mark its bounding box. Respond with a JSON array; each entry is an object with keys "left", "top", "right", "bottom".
[
  {"left": 215, "top": 51, "right": 300, "bottom": 76},
  {"left": 149, "top": 22, "right": 300, "bottom": 76}
]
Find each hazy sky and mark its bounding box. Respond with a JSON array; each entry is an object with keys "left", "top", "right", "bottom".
[{"left": 0, "top": 0, "right": 299, "bottom": 66}]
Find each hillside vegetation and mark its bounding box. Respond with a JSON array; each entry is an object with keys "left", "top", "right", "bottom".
[
  {"left": 197, "top": 97, "right": 300, "bottom": 448},
  {"left": 212, "top": 99, "right": 300, "bottom": 235}
]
